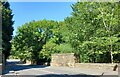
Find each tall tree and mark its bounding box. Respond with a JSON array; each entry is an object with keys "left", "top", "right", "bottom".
[
  {"left": 2, "top": 2, "right": 14, "bottom": 60},
  {"left": 11, "top": 1, "right": 120, "bottom": 63},
  {"left": 65, "top": 2, "right": 120, "bottom": 63},
  {"left": 11, "top": 20, "right": 58, "bottom": 64}
]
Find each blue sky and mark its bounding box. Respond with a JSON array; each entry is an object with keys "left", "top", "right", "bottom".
[{"left": 9, "top": 2, "right": 74, "bottom": 36}]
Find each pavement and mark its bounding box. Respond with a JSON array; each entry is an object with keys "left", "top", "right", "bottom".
[{"left": 1, "top": 59, "right": 119, "bottom": 77}]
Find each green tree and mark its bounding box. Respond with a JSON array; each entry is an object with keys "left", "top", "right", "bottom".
[
  {"left": 11, "top": 1, "right": 120, "bottom": 64},
  {"left": 11, "top": 20, "right": 59, "bottom": 64},
  {"left": 2, "top": 2, "right": 14, "bottom": 60},
  {"left": 65, "top": 2, "right": 120, "bottom": 63},
  {"left": 39, "top": 21, "right": 74, "bottom": 62}
]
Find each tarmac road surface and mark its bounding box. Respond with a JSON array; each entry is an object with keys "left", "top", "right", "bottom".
[{"left": 2, "top": 59, "right": 118, "bottom": 77}]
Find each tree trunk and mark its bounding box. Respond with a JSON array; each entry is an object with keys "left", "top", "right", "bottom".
[
  {"left": 110, "top": 46, "right": 113, "bottom": 64},
  {"left": 110, "top": 38, "right": 113, "bottom": 64},
  {"left": 31, "top": 59, "right": 37, "bottom": 65}
]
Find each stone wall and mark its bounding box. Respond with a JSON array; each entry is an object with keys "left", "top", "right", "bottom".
[
  {"left": 75, "top": 63, "right": 118, "bottom": 71},
  {"left": 51, "top": 53, "right": 79, "bottom": 67},
  {"left": 51, "top": 53, "right": 118, "bottom": 71}
]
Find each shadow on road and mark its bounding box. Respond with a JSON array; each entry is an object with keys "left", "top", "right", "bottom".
[
  {"left": 4, "top": 60, "right": 48, "bottom": 74},
  {"left": 35, "top": 74, "right": 118, "bottom": 77},
  {"left": 1, "top": 74, "right": 119, "bottom": 77},
  {"left": 3, "top": 60, "right": 118, "bottom": 77}
]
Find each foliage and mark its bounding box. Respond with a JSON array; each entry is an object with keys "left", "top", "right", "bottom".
[
  {"left": 11, "top": 1, "right": 120, "bottom": 63},
  {"left": 65, "top": 2, "right": 120, "bottom": 63},
  {"left": 11, "top": 20, "right": 60, "bottom": 64},
  {"left": 2, "top": 2, "right": 14, "bottom": 60}
]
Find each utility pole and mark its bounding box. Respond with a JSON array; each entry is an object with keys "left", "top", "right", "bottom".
[
  {"left": 0, "top": 49, "right": 3, "bottom": 75},
  {"left": 0, "top": 1, "right": 3, "bottom": 75}
]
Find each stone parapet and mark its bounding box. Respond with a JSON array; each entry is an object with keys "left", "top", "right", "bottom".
[
  {"left": 51, "top": 53, "right": 118, "bottom": 72},
  {"left": 75, "top": 63, "right": 118, "bottom": 71},
  {"left": 51, "top": 53, "right": 78, "bottom": 67}
]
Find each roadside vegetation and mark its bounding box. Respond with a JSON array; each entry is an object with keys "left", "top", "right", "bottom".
[
  {"left": 1, "top": 2, "right": 14, "bottom": 62},
  {"left": 11, "top": 2, "right": 120, "bottom": 64}
]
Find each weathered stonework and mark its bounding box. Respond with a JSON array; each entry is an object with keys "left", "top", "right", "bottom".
[
  {"left": 51, "top": 53, "right": 79, "bottom": 67},
  {"left": 75, "top": 63, "right": 118, "bottom": 71},
  {"left": 51, "top": 53, "right": 118, "bottom": 71}
]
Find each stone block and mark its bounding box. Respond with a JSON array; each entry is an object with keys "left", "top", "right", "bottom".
[{"left": 51, "top": 53, "right": 79, "bottom": 67}]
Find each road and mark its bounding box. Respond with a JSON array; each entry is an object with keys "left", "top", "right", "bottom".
[{"left": 2, "top": 59, "right": 118, "bottom": 77}]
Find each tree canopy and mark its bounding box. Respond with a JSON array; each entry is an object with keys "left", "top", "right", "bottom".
[
  {"left": 11, "top": 1, "right": 120, "bottom": 64},
  {"left": 65, "top": 2, "right": 120, "bottom": 63},
  {"left": 2, "top": 2, "right": 14, "bottom": 60}
]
